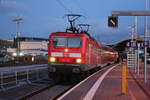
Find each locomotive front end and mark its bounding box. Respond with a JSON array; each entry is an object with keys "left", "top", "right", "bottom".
[{"left": 48, "top": 33, "right": 86, "bottom": 75}]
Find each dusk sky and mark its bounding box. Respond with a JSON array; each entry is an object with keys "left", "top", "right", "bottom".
[{"left": 0, "top": 0, "right": 149, "bottom": 44}]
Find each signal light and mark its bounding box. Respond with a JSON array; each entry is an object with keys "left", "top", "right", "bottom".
[{"left": 108, "top": 16, "right": 118, "bottom": 28}]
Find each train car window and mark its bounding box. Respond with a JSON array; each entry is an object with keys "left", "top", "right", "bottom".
[
  {"left": 52, "top": 37, "right": 67, "bottom": 47},
  {"left": 52, "top": 37, "right": 82, "bottom": 48},
  {"left": 68, "top": 37, "right": 82, "bottom": 48}
]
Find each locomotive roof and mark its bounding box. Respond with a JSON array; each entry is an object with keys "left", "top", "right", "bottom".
[{"left": 51, "top": 32, "right": 92, "bottom": 38}]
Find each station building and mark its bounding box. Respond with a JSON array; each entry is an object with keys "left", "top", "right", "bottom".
[
  {"left": 8, "top": 37, "right": 48, "bottom": 56},
  {"left": 0, "top": 39, "right": 13, "bottom": 51}
]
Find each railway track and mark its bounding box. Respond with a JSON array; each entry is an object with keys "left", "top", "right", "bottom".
[
  {"left": 0, "top": 75, "right": 72, "bottom": 100},
  {"left": 0, "top": 78, "right": 52, "bottom": 100},
  {"left": 18, "top": 65, "right": 114, "bottom": 100},
  {"left": 0, "top": 64, "right": 115, "bottom": 100},
  {"left": 18, "top": 81, "right": 60, "bottom": 100},
  {"left": 22, "top": 83, "right": 74, "bottom": 100},
  {"left": 17, "top": 75, "right": 87, "bottom": 100}
]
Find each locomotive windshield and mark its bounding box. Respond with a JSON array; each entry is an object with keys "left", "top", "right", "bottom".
[{"left": 52, "top": 37, "right": 82, "bottom": 48}]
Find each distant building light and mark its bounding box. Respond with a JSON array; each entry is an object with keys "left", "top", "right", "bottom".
[
  {"left": 19, "top": 52, "right": 24, "bottom": 56},
  {"left": 13, "top": 52, "right": 17, "bottom": 56},
  {"left": 32, "top": 57, "right": 34, "bottom": 62},
  {"left": 139, "top": 50, "right": 144, "bottom": 54}
]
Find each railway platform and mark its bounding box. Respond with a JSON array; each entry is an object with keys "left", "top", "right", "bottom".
[{"left": 57, "top": 63, "right": 150, "bottom": 100}]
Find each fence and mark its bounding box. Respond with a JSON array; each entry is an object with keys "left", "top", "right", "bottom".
[{"left": 0, "top": 64, "right": 48, "bottom": 91}]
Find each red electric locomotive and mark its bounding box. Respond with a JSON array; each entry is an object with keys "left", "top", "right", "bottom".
[{"left": 48, "top": 14, "right": 118, "bottom": 80}]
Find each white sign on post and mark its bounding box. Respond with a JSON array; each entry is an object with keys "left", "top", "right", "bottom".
[{"left": 127, "top": 51, "right": 137, "bottom": 68}]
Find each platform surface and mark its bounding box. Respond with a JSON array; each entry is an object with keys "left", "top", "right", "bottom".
[{"left": 58, "top": 63, "right": 150, "bottom": 100}]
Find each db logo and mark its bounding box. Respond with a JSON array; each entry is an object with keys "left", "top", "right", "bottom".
[{"left": 63, "top": 53, "right": 69, "bottom": 57}]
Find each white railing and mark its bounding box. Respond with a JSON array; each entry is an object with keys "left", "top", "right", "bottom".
[{"left": 0, "top": 64, "right": 48, "bottom": 91}]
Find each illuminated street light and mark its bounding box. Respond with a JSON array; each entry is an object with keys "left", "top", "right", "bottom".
[
  {"left": 12, "top": 16, "right": 23, "bottom": 38},
  {"left": 12, "top": 16, "right": 23, "bottom": 58}
]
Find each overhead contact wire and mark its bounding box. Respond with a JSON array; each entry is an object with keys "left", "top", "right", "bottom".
[{"left": 55, "top": 0, "right": 72, "bottom": 13}]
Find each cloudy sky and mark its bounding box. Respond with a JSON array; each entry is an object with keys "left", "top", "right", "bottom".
[{"left": 0, "top": 0, "right": 149, "bottom": 44}]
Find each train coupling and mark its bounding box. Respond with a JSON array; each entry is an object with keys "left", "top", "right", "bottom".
[
  {"left": 72, "top": 68, "right": 80, "bottom": 73},
  {"left": 48, "top": 67, "right": 56, "bottom": 72}
]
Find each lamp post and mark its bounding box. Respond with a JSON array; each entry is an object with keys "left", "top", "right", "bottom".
[
  {"left": 144, "top": 0, "right": 148, "bottom": 83},
  {"left": 12, "top": 16, "right": 23, "bottom": 58}
]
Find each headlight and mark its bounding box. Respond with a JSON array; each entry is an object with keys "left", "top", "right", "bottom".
[
  {"left": 49, "top": 57, "right": 56, "bottom": 62},
  {"left": 76, "top": 58, "right": 82, "bottom": 63}
]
